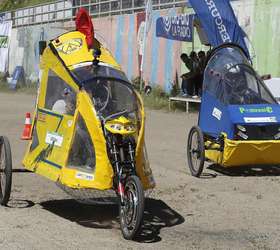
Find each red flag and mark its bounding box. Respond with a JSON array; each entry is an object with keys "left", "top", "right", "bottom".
[{"left": 75, "top": 8, "right": 94, "bottom": 49}]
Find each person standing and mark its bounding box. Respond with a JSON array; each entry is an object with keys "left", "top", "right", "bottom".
[
  {"left": 197, "top": 51, "right": 207, "bottom": 96},
  {"left": 180, "top": 53, "right": 195, "bottom": 96}
]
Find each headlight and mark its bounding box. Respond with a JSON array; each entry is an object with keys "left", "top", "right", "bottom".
[
  {"left": 110, "top": 124, "right": 123, "bottom": 131},
  {"left": 237, "top": 125, "right": 246, "bottom": 132},
  {"left": 237, "top": 131, "right": 248, "bottom": 140},
  {"left": 274, "top": 132, "right": 280, "bottom": 139},
  {"left": 126, "top": 124, "right": 135, "bottom": 131}
]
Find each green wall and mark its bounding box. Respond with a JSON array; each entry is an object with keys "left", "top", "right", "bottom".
[{"left": 252, "top": 0, "right": 280, "bottom": 76}]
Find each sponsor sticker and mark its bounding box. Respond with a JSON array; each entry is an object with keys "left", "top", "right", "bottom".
[
  {"left": 212, "top": 107, "right": 222, "bottom": 120},
  {"left": 67, "top": 120, "right": 73, "bottom": 127},
  {"left": 45, "top": 131, "right": 63, "bottom": 147},
  {"left": 37, "top": 112, "right": 46, "bottom": 122},
  {"left": 56, "top": 38, "right": 82, "bottom": 55},
  {"left": 76, "top": 172, "right": 94, "bottom": 181},
  {"left": 239, "top": 106, "right": 273, "bottom": 114},
  {"left": 244, "top": 117, "right": 277, "bottom": 123}
]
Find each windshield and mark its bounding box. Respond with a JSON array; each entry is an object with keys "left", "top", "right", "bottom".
[
  {"left": 71, "top": 64, "right": 139, "bottom": 119},
  {"left": 204, "top": 46, "right": 250, "bottom": 94},
  {"left": 72, "top": 64, "right": 129, "bottom": 84},
  {"left": 84, "top": 77, "right": 139, "bottom": 119},
  {"left": 221, "top": 64, "right": 276, "bottom": 105}
]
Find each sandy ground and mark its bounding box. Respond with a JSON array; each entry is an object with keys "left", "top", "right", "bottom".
[{"left": 0, "top": 92, "right": 280, "bottom": 250}]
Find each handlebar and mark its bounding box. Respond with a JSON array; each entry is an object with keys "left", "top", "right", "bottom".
[{"left": 101, "top": 109, "right": 128, "bottom": 123}]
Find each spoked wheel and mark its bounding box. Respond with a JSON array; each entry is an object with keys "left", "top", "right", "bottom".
[
  {"left": 0, "top": 136, "right": 12, "bottom": 206},
  {"left": 187, "top": 126, "right": 205, "bottom": 177},
  {"left": 119, "top": 175, "right": 144, "bottom": 240}
]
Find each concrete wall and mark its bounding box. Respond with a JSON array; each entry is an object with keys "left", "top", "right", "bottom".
[
  {"left": 8, "top": 0, "right": 280, "bottom": 92},
  {"left": 9, "top": 24, "right": 68, "bottom": 82}
]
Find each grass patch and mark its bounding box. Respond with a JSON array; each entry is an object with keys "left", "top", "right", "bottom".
[
  {"left": 142, "top": 87, "right": 169, "bottom": 110},
  {"left": 140, "top": 86, "right": 191, "bottom": 112},
  {"left": 0, "top": 81, "right": 37, "bottom": 95}
]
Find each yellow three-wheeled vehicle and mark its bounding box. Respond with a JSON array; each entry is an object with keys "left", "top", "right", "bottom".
[{"left": 19, "top": 25, "right": 155, "bottom": 239}]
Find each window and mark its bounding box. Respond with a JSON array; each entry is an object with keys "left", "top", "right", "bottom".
[
  {"left": 67, "top": 114, "right": 96, "bottom": 172},
  {"left": 223, "top": 65, "right": 276, "bottom": 105},
  {"left": 45, "top": 70, "right": 76, "bottom": 116}
]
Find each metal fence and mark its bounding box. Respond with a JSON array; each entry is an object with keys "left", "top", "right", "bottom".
[{"left": 0, "top": 0, "right": 188, "bottom": 27}]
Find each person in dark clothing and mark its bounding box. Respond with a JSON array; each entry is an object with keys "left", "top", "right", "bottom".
[
  {"left": 181, "top": 53, "right": 193, "bottom": 71},
  {"left": 180, "top": 53, "right": 195, "bottom": 96},
  {"left": 198, "top": 51, "right": 206, "bottom": 72},
  {"left": 189, "top": 51, "right": 201, "bottom": 97},
  {"left": 196, "top": 51, "right": 207, "bottom": 96}
]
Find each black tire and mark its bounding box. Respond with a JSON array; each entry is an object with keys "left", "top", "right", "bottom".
[
  {"left": 187, "top": 126, "right": 205, "bottom": 177},
  {"left": 0, "top": 136, "right": 12, "bottom": 206},
  {"left": 119, "top": 175, "right": 145, "bottom": 240}
]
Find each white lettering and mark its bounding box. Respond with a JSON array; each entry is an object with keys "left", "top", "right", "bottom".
[
  {"left": 164, "top": 14, "right": 192, "bottom": 39},
  {"left": 204, "top": 0, "right": 232, "bottom": 43}
]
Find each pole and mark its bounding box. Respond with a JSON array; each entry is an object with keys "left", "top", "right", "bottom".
[
  {"left": 192, "top": 15, "right": 195, "bottom": 51},
  {"left": 140, "top": 0, "right": 152, "bottom": 93},
  {"left": 140, "top": 19, "right": 147, "bottom": 92}
]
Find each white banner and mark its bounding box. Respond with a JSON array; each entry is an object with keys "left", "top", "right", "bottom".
[
  {"left": 0, "top": 20, "right": 12, "bottom": 73},
  {"left": 140, "top": 0, "right": 153, "bottom": 72}
]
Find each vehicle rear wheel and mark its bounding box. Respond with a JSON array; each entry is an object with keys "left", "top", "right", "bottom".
[
  {"left": 187, "top": 126, "right": 205, "bottom": 177},
  {"left": 0, "top": 136, "right": 12, "bottom": 206},
  {"left": 119, "top": 175, "right": 144, "bottom": 240}
]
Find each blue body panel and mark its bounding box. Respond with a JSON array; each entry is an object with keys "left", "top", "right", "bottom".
[
  {"left": 199, "top": 91, "right": 233, "bottom": 138},
  {"left": 199, "top": 91, "right": 280, "bottom": 139}
]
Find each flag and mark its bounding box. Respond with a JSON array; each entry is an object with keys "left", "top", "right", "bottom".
[
  {"left": 189, "top": 0, "right": 249, "bottom": 57},
  {"left": 75, "top": 8, "right": 94, "bottom": 49}
]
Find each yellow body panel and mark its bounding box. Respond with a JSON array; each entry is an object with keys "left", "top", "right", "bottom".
[
  {"left": 105, "top": 116, "right": 137, "bottom": 135},
  {"left": 135, "top": 92, "right": 155, "bottom": 189},
  {"left": 50, "top": 31, "right": 121, "bottom": 70},
  {"left": 205, "top": 136, "right": 280, "bottom": 167},
  {"left": 59, "top": 91, "right": 114, "bottom": 189},
  {"left": 204, "top": 141, "right": 223, "bottom": 164},
  {"left": 22, "top": 30, "right": 155, "bottom": 191}
]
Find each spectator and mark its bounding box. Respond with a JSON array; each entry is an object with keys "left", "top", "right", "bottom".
[
  {"left": 197, "top": 51, "right": 207, "bottom": 96},
  {"left": 189, "top": 51, "right": 201, "bottom": 97},
  {"left": 180, "top": 53, "right": 194, "bottom": 96},
  {"left": 198, "top": 51, "right": 206, "bottom": 73}
]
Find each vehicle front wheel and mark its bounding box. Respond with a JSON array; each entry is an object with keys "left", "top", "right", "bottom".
[
  {"left": 187, "top": 126, "right": 205, "bottom": 177},
  {"left": 0, "top": 136, "right": 12, "bottom": 206},
  {"left": 119, "top": 175, "right": 144, "bottom": 240}
]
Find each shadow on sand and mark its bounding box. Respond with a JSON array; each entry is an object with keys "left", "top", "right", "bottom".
[
  {"left": 7, "top": 199, "right": 35, "bottom": 208},
  {"left": 40, "top": 198, "right": 184, "bottom": 243},
  {"left": 208, "top": 164, "right": 280, "bottom": 177}
]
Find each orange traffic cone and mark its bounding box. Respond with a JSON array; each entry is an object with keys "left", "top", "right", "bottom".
[{"left": 21, "top": 112, "right": 32, "bottom": 140}]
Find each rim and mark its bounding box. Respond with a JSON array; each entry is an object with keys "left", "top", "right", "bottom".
[
  {"left": 189, "top": 130, "right": 202, "bottom": 172},
  {"left": 121, "top": 180, "right": 138, "bottom": 233},
  {"left": 0, "top": 142, "right": 6, "bottom": 197}
]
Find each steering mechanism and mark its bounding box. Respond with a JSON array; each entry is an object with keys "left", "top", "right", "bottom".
[{"left": 93, "top": 48, "right": 101, "bottom": 66}]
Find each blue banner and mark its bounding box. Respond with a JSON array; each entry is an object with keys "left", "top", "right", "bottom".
[
  {"left": 189, "top": 0, "right": 249, "bottom": 57},
  {"left": 156, "top": 14, "right": 194, "bottom": 42}
]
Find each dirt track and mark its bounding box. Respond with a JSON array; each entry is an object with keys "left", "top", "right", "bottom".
[{"left": 0, "top": 92, "right": 280, "bottom": 250}]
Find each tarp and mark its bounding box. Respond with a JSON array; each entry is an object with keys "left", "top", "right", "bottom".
[
  {"left": 189, "top": 0, "right": 249, "bottom": 57},
  {"left": 156, "top": 14, "right": 194, "bottom": 42},
  {"left": 0, "top": 17, "right": 12, "bottom": 73}
]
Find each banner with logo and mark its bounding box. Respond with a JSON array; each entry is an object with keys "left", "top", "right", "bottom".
[
  {"left": 0, "top": 17, "right": 12, "bottom": 73},
  {"left": 156, "top": 14, "right": 194, "bottom": 42},
  {"left": 189, "top": 0, "right": 249, "bottom": 57}
]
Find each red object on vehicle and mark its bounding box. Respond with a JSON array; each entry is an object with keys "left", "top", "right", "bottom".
[
  {"left": 21, "top": 112, "right": 32, "bottom": 140},
  {"left": 75, "top": 8, "right": 94, "bottom": 49}
]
